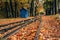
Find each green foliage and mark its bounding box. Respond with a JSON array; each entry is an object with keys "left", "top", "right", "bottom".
[
  {"left": 43, "top": 0, "right": 53, "bottom": 9},
  {"left": 40, "top": 12, "right": 44, "bottom": 15}
]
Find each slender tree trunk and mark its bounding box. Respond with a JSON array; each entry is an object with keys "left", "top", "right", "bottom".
[
  {"left": 52, "top": 0, "right": 57, "bottom": 15},
  {"left": 46, "top": 0, "right": 48, "bottom": 15},
  {"left": 55, "top": 0, "right": 57, "bottom": 14},
  {"left": 30, "top": 0, "right": 34, "bottom": 16},
  {"left": 10, "top": 0, "right": 14, "bottom": 17},
  {"left": 0, "top": 0, "right": 2, "bottom": 11},
  {"left": 14, "top": 0, "right": 18, "bottom": 18},
  {"left": 5, "top": 0, "right": 9, "bottom": 18}
]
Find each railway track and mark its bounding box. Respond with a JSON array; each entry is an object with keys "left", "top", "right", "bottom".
[
  {"left": 0, "top": 17, "right": 39, "bottom": 40},
  {"left": 34, "top": 14, "right": 45, "bottom": 40},
  {"left": 34, "top": 15, "right": 42, "bottom": 40}
]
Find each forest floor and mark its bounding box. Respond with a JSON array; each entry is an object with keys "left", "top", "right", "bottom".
[
  {"left": 7, "top": 15, "right": 60, "bottom": 40},
  {"left": 0, "top": 14, "right": 60, "bottom": 40}
]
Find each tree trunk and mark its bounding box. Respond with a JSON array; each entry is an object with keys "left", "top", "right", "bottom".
[
  {"left": 10, "top": 0, "right": 14, "bottom": 18},
  {"left": 14, "top": 0, "right": 18, "bottom": 18},
  {"left": 30, "top": 0, "right": 34, "bottom": 16},
  {"left": 5, "top": 0, "right": 9, "bottom": 18}
]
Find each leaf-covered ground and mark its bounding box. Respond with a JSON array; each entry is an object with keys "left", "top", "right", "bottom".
[
  {"left": 39, "top": 16, "right": 60, "bottom": 40},
  {"left": 0, "top": 16, "right": 60, "bottom": 40}
]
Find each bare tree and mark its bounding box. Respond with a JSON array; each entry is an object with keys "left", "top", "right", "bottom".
[
  {"left": 10, "top": 0, "right": 14, "bottom": 18},
  {"left": 14, "top": 0, "right": 18, "bottom": 18},
  {"left": 5, "top": 0, "right": 9, "bottom": 18}
]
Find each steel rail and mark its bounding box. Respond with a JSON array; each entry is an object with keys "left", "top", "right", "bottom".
[{"left": 34, "top": 15, "right": 42, "bottom": 40}]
